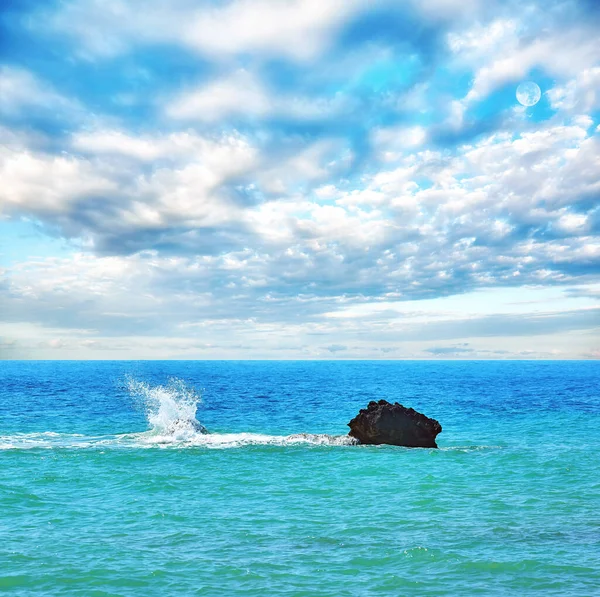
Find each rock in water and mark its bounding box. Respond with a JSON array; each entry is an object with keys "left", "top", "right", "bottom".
[{"left": 348, "top": 400, "right": 441, "bottom": 448}]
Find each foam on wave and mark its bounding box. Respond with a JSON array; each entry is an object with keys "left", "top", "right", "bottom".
[{"left": 0, "top": 431, "right": 358, "bottom": 450}]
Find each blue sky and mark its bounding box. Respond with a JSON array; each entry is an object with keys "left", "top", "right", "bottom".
[{"left": 0, "top": 0, "right": 599, "bottom": 359}]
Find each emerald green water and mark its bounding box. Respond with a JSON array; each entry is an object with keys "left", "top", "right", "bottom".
[{"left": 1, "top": 361, "right": 599, "bottom": 595}]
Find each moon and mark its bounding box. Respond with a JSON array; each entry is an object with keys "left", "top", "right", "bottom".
[{"left": 516, "top": 81, "right": 541, "bottom": 107}]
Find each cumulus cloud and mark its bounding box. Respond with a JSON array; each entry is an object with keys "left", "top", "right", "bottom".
[
  {"left": 2, "top": 124, "right": 363, "bottom": 255},
  {"left": 2, "top": 116, "right": 598, "bottom": 293}
]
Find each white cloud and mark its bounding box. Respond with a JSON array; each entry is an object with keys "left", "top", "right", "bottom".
[
  {"left": 448, "top": 18, "right": 518, "bottom": 55},
  {"left": 547, "top": 67, "right": 600, "bottom": 114},
  {"left": 166, "top": 70, "right": 271, "bottom": 122},
  {"left": 179, "top": 0, "right": 365, "bottom": 61},
  {"left": 36, "top": 0, "right": 494, "bottom": 66},
  {"left": 0, "top": 148, "right": 116, "bottom": 215},
  {"left": 0, "top": 66, "right": 78, "bottom": 115},
  {"left": 371, "top": 125, "right": 427, "bottom": 161},
  {"left": 72, "top": 130, "right": 168, "bottom": 161},
  {"left": 2, "top": 253, "right": 598, "bottom": 358},
  {"left": 2, "top": 126, "right": 358, "bottom": 254},
  {"left": 476, "top": 31, "right": 598, "bottom": 101},
  {"left": 166, "top": 69, "right": 345, "bottom": 122},
  {"left": 71, "top": 129, "right": 258, "bottom": 166},
  {"left": 556, "top": 212, "right": 588, "bottom": 234},
  {"left": 447, "top": 18, "right": 600, "bottom": 107},
  {"left": 43, "top": 0, "right": 368, "bottom": 61},
  {"left": 0, "top": 132, "right": 258, "bottom": 253}
]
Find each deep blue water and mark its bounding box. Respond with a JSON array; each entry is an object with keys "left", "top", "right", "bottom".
[{"left": 1, "top": 360, "right": 599, "bottom": 595}]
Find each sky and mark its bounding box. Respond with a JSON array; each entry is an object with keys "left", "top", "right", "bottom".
[{"left": 0, "top": 0, "right": 599, "bottom": 360}]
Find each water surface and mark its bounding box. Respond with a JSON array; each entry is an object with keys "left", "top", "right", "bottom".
[{"left": 1, "top": 360, "right": 599, "bottom": 595}]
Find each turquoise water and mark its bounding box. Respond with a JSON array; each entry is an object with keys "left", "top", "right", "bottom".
[{"left": 1, "top": 361, "right": 599, "bottom": 596}]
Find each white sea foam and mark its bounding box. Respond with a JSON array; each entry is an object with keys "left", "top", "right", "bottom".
[
  {"left": 137, "top": 431, "right": 358, "bottom": 449},
  {"left": 0, "top": 428, "right": 496, "bottom": 451},
  {"left": 0, "top": 431, "right": 357, "bottom": 450},
  {"left": 0, "top": 432, "right": 103, "bottom": 450}
]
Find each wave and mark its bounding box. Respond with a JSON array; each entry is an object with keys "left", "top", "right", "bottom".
[
  {"left": 0, "top": 432, "right": 504, "bottom": 451},
  {"left": 0, "top": 431, "right": 358, "bottom": 450},
  {"left": 0, "top": 377, "right": 357, "bottom": 450}
]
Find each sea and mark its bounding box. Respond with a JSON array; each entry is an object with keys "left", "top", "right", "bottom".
[{"left": 1, "top": 360, "right": 599, "bottom": 596}]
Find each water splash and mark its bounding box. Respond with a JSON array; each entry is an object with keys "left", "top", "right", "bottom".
[
  {"left": 126, "top": 377, "right": 206, "bottom": 439},
  {"left": 121, "top": 378, "right": 357, "bottom": 447}
]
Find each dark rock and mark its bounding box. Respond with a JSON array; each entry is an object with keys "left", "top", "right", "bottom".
[{"left": 348, "top": 400, "right": 441, "bottom": 447}]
